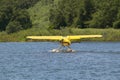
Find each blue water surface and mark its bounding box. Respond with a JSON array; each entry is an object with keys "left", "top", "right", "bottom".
[{"left": 0, "top": 42, "right": 120, "bottom": 80}]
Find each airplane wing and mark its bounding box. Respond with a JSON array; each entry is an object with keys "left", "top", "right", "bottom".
[
  {"left": 27, "top": 35, "right": 102, "bottom": 41},
  {"left": 26, "top": 36, "right": 62, "bottom": 41},
  {"left": 68, "top": 35, "right": 102, "bottom": 40}
]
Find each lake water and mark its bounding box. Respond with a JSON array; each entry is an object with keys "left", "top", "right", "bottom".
[{"left": 0, "top": 42, "right": 120, "bottom": 80}]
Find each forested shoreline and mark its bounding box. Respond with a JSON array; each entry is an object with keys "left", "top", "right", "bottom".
[{"left": 0, "top": 0, "right": 120, "bottom": 42}]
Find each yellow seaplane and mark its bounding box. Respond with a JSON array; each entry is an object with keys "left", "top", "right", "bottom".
[{"left": 27, "top": 35, "right": 102, "bottom": 52}]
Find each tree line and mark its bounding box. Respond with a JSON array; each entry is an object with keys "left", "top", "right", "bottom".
[
  {"left": 1, "top": 0, "right": 120, "bottom": 34},
  {"left": 49, "top": 0, "right": 120, "bottom": 29}
]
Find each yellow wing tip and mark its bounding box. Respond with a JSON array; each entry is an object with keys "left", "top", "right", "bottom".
[
  {"left": 26, "top": 36, "right": 36, "bottom": 39},
  {"left": 94, "top": 35, "right": 103, "bottom": 37}
]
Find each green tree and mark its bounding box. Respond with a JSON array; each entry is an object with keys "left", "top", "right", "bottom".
[
  {"left": 0, "top": 0, "right": 35, "bottom": 32},
  {"left": 88, "top": 0, "right": 120, "bottom": 28},
  {"left": 113, "top": 20, "right": 120, "bottom": 29},
  {"left": 113, "top": 9, "right": 120, "bottom": 29},
  {"left": 6, "top": 21, "right": 23, "bottom": 34},
  {"left": 49, "top": 0, "right": 95, "bottom": 29},
  {"left": 11, "top": 9, "right": 32, "bottom": 29},
  {"left": 16, "top": 0, "right": 40, "bottom": 9},
  {"left": 49, "top": 8, "right": 66, "bottom": 29},
  {"left": 0, "top": 5, "right": 13, "bottom": 31}
]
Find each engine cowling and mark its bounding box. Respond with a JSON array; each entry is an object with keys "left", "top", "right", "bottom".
[{"left": 60, "top": 37, "right": 71, "bottom": 46}]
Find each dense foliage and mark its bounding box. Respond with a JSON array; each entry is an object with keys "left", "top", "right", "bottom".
[
  {"left": 49, "top": 0, "right": 120, "bottom": 29},
  {"left": 0, "top": 0, "right": 40, "bottom": 33},
  {"left": 0, "top": 0, "right": 120, "bottom": 34}
]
